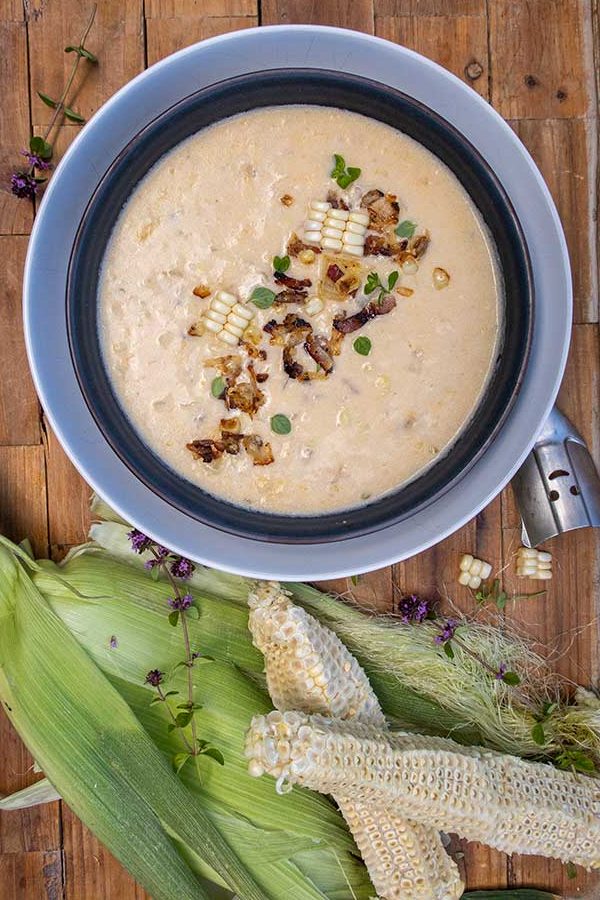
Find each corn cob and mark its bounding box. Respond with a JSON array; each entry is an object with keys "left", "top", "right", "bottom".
[
  {"left": 246, "top": 712, "right": 600, "bottom": 870},
  {"left": 458, "top": 554, "right": 493, "bottom": 590},
  {"left": 516, "top": 547, "right": 553, "bottom": 580},
  {"left": 204, "top": 290, "right": 255, "bottom": 346},
  {"left": 303, "top": 200, "right": 368, "bottom": 256},
  {"left": 247, "top": 582, "right": 464, "bottom": 900}
]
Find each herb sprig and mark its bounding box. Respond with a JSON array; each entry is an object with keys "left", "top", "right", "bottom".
[
  {"left": 330, "top": 153, "right": 361, "bottom": 189},
  {"left": 10, "top": 5, "right": 98, "bottom": 201},
  {"left": 364, "top": 270, "right": 399, "bottom": 304},
  {"left": 474, "top": 578, "right": 546, "bottom": 611}
]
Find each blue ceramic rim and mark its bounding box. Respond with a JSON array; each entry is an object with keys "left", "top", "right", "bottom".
[{"left": 66, "top": 67, "right": 533, "bottom": 544}]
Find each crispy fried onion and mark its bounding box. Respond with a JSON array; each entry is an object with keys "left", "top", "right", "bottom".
[
  {"left": 319, "top": 255, "right": 363, "bottom": 302},
  {"left": 204, "top": 355, "right": 265, "bottom": 416},
  {"left": 287, "top": 231, "right": 322, "bottom": 257},
  {"left": 360, "top": 189, "right": 400, "bottom": 231},
  {"left": 187, "top": 418, "right": 274, "bottom": 466},
  {"left": 274, "top": 272, "right": 312, "bottom": 290},
  {"left": 326, "top": 190, "right": 350, "bottom": 210},
  {"left": 275, "top": 288, "right": 309, "bottom": 305},
  {"left": 264, "top": 313, "right": 341, "bottom": 380},
  {"left": 333, "top": 294, "right": 397, "bottom": 334}
]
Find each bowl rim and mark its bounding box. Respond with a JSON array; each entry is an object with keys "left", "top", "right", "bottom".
[
  {"left": 23, "top": 25, "right": 572, "bottom": 579},
  {"left": 66, "top": 66, "right": 533, "bottom": 544}
]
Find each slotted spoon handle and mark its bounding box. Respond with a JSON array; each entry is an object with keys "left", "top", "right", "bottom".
[{"left": 511, "top": 406, "right": 600, "bottom": 548}]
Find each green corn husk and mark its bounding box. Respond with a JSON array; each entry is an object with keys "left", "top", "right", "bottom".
[
  {"left": 1, "top": 538, "right": 373, "bottom": 899},
  {"left": 0, "top": 778, "right": 60, "bottom": 810},
  {"left": 88, "top": 517, "right": 600, "bottom": 768}
]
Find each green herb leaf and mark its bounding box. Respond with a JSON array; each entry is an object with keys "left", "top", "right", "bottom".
[
  {"left": 273, "top": 255, "right": 290, "bottom": 273},
  {"left": 541, "top": 701, "right": 558, "bottom": 718},
  {"left": 353, "top": 336, "right": 372, "bottom": 356},
  {"left": 185, "top": 605, "right": 200, "bottom": 619},
  {"left": 64, "top": 44, "right": 97, "bottom": 61},
  {"left": 271, "top": 414, "right": 292, "bottom": 435},
  {"left": 387, "top": 270, "right": 399, "bottom": 291},
  {"left": 364, "top": 272, "right": 381, "bottom": 295},
  {"left": 531, "top": 722, "right": 546, "bottom": 745},
  {"left": 443, "top": 641, "right": 455, "bottom": 659},
  {"left": 168, "top": 611, "right": 179, "bottom": 627},
  {"left": 172, "top": 752, "right": 190, "bottom": 775},
  {"left": 502, "top": 671, "right": 521, "bottom": 686},
  {"left": 350, "top": 575, "right": 360, "bottom": 586},
  {"left": 566, "top": 861, "right": 578, "bottom": 879},
  {"left": 331, "top": 154, "right": 346, "bottom": 179},
  {"left": 557, "top": 749, "right": 596, "bottom": 774},
  {"left": 346, "top": 166, "right": 361, "bottom": 183},
  {"left": 63, "top": 106, "right": 86, "bottom": 123},
  {"left": 330, "top": 154, "right": 361, "bottom": 189},
  {"left": 200, "top": 746, "right": 225, "bottom": 766},
  {"left": 175, "top": 711, "right": 193, "bottom": 728},
  {"left": 38, "top": 91, "right": 59, "bottom": 109},
  {"left": 250, "top": 286, "right": 277, "bottom": 309},
  {"left": 210, "top": 376, "right": 226, "bottom": 399},
  {"left": 29, "top": 135, "right": 53, "bottom": 160},
  {"left": 395, "top": 220, "right": 417, "bottom": 239},
  {"left": 163, "top": 691, "right": 179, "bottom": 699},
  {"left": 176, "top": 702, "right": 203, "bottom": 711},
  {"left": 150, "top": 565, "right": 161, "bottom": 581}
]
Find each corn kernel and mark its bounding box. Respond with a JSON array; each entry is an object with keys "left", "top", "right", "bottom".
[
  {"left": 298, "top": 249, "right": 316, "bottom": 264},
  {"left": 304, "top": 297, "right": 324, "bottom": 316},
  {"left": 516, "top": 547, "right": 553, "bottom": 580}
]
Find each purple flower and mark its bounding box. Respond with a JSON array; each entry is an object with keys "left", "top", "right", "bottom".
[
  {"left": 495, "top": 663, "right": 508, "bottom": 680},
  {"left": 398, "top": 594, "right": 431, "bottom": 625},
  {"left": 10, "top": 171, "right": 39, "bottom": 200},
  {"left": 167, "top": 593, "right": 194, "bottom": 611},
  {"left": 435, "top": 618, "right": 459, "bottom": 645},
  {"left": 170, "top": 556, "right": 195, "bottom": 580},
  {"left": 144, "top": 669, "right": 164, "bottom": 687},
  {"left": 109, "top": 635, "right": 118, "bottom": 649},
  {"left": 20, "top": 149, "right": 52, "bottom": 171},
  {"left": 156, "top": 545, "right": 170, "bottom": 558},
  {"left": 128, "top": 528, "right": 151, "bottom": 554}
]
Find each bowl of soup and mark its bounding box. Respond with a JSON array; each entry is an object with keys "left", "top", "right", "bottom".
[{"left": 67, "top": 69, "right": 531, "bottom": 543}]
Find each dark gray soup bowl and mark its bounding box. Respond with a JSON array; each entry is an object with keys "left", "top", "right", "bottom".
[{"left": 67, "top": 68, "right": 533, "bottom": 544}]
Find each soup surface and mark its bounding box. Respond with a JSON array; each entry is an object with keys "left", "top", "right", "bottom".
[{"left": 99, "top": 105, "right": 500, "bottom": 515}]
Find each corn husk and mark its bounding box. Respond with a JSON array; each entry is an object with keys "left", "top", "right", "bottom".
[
  {"left": 2, "top": 539, "right": 373, "bottom": 899},
  {"left": 0, "top": 778, "right": 60, "bottom": 810}
]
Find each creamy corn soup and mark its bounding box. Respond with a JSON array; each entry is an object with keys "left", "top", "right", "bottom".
[{"left": 99, "top": 105, "right": 500, "bottom": 515}]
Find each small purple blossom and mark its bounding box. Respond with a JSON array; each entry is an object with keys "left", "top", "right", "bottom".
[
  {"left": 10, "top": 171, "right": 39, "bottom": 200},
  {"left": 170, "top": 556, "right": 195, "bottom": 580},
  {"left": 144, "top": 669, "right": 164, "bottom": 687},
  {"left": 20, "top": 149, "right": 52, "bottom": 171},
  {"left": 398, "top": 594, "right": 431, "bottom": 625},
  {"left": 109, "top": 635, "right": 118, "bottom": 649},
  {"left": 128, "top": 528, "right": 151, "bottom": 554},
  {"left": 167, "top": 593, "right": 194, "bottom": 611},
  {"left": 435, "top": 618, "right": 458, "bottom": 645},
  {"left": 156, "top": 545, "right": 170, "bottom": 558},
  {"left": 495, "top": 663, "right": 508, "bottom": 680}
]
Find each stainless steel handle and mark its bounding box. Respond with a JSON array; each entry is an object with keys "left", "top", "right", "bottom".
[{"left": 511, "top": 406, "right": 600, "bottom": 548}]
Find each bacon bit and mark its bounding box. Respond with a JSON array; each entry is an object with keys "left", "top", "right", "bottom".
[
  {"left": 243, "top": 434, "right": 274, "bottom": 466},
  {"left": 360, "top": 189, "right": 400, "bottom": 232},
  {"left": 274, "top": 272, "right": 312, "bottom": 289},
  {"left": 305, "top": 334, "right": 334, "bottom": 374},
  {"left": 364, "top": 234, "right": 395, "bottom": 257},
  {"left": 411, "top": 231, "right": 430, "bottom": 259},
  {"left": 326, "top": 190, "right": 350, "bottom": 211},
  {"left": 333, "top": 294, "right": 397, "bottom": 334},
  {"left": 327, "top": 264, "right": 344, "bottom": 282},
  {"left": 240, "top": 340, "right": 267, "bottom": 360},
  {"left": 219, "top": 431, "right": 244, "bottom": 455},
  {"left": 220, "top": 417, "right": 241, "bottom": 432},
  {"left": 187, "top": 321, "right": 205, "bottom": 337},
  {"left": 255, "top": 372, "right": 269, "bottom": 383},
  {"left": 264, "top": 313, "right": 319, "bottom": 380},
  {"left": 192, "top": 284, "right": 211, "bottom": 299},
  {"left": 226, "top": 381, "right": 265, "bottom": 417},
  {"left": 274, "top": 288, "right": 309, "bottom": 305},
  {"left": 280, "top": 193, "right": 294, "bottom": 207},
  {"left": 287, "top": 231, "right": 322, "bottom": 258},
  {"left": 329, "top": 319, "right": 346, "bottom": 356},
  {"left": 186, "top": 439, "right": 223, "bottom": 463}
]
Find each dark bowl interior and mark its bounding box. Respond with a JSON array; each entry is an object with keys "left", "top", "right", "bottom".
[{"left": 68, "top": 68, "right": 533, "bottom": 543}]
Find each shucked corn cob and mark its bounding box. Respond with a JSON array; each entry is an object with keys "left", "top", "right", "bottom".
[
  {"left": 247, "top": 583, "right": 463, "bottom": 900},
  {"left": 246, "top": 711, "right": 600, "bottom": 870},
  {"left": 303, "top": 200, "right": 369, "bottom": 256},
  {"left": 203, "top": 290, "right": 255, "bottom": 346}
]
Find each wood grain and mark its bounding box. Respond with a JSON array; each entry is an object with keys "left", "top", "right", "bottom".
[
  {"left": 0, "top": 15, "right": 34, "bottom": 236},
  {"left": 0, "top": 0, "right": 599, "bottom": 896},
  {"left": 0, "top": 238, "right": 40, "bottom": 446}
]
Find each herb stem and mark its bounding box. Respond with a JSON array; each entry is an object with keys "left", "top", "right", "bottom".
[
  {"left": 451, "top": 634, "right": 501, "bottom": 677},
  {"left": 156, "top": 685, "right": 195, "bottom": 754}
]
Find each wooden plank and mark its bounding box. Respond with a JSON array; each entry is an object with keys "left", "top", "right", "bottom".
[
  {"left": 375, "top": 0, "right": 485, "bottom": 15},
  {"left": 510, "top": 118, "right": 597, "bottom": 324},
  {"left": 42, "top": 422, "right": 90, "bottom": 558},
  {"left": 0, "top": 445, "right": 48, "bottom": 558},
  {"left": 375, "top": 13, "right": 489, "bottom": 98},
  {"left": 0, "top": 237, "right": 40, "bottom": 446},
  {"left": 146, "top": 14, "right": 258, "bottom": 64},
  {"left": 0, "top": 15, "right": 34, "bottom": 236},
  {"left": 0, "top": 851, "right": 63, "bottom": 900},
  {"left": 146, "top": 0, "right": 257, "bottom": 16},
  {"left": 261, "top": 0, "right": 374, "bottom": 30},
  {"left": 489, "top": 0, "right": 594, "bottom": 119},
  {"left": 62, "top": 808, "right": 147, "bottom": 900},
  {"left": 28, "top": 0, "right": 144, "bottom": 132}
]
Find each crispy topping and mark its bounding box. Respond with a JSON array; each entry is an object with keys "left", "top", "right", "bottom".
[
  {"left": 264, "top": 313, "right": 330, "bottom": 381},
  {"left": 320, "top": 255, "right": 363, "bottom": 302},
  {"left": 280, "top": 193, "right": 294, "bottom": 207},
  {"left": 240, "top": 340, "right": 267, "bottom": 360},
  {"left": 220, "top": 417, "right": 241, "bottom": 432},
  {"left": 192, "top": 284, "right": 211, "bottom": 299},
  {"left": 326, "top": 264, "right": 344, "bottom": 282},
  {"left": 411, "top": 231, "right": 430, "bottom": 259},
  {"left": 186, "top": 439, "right": 221, "bottom": 462},
  {"left": 360, "top": 189, "right": 400, "bottom": 232},
  {"left": 287, "top": 231, "right": 322, "bottom": 258},
  {"left": 204, "top": 355, "right": 242, "bottom": 381},
  {"left": 305, "top": 334, "right": 335, "bottom": 374},
  {"left": 243, "top": 434, "right": 274, "bottom": 466},
  {"left": 226, "top": 380, "right": 265, "bottom": 417},
  {"left": 333, "top": 294, "right": 397, "bottom": 334},
  {"left": 274, "top": 272, "right": 312, "bottom": 290},
  {"left": 187, "top": 321, "right": 206, "bottom": 337},
  {"left": 326, "top": 190, "right": 350, "bottom": 210},
  {"left": 274, "top": 287, "right": 309, "bottom": 305}
]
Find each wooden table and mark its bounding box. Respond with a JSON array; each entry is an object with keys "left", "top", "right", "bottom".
[{"left": 0, "top": 1, "right": 598, "bottom": 897}]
